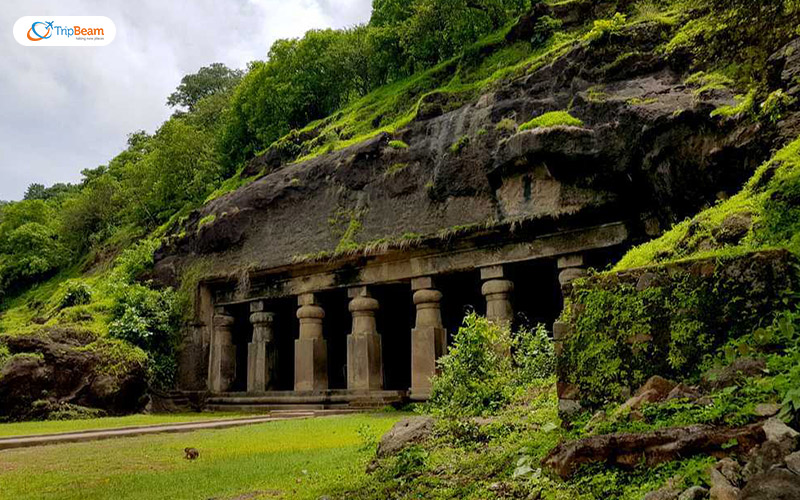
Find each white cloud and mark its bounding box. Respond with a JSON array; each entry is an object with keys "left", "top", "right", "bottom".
[{"left": 0, "top": 0, "right": 373, "bottom": 200}]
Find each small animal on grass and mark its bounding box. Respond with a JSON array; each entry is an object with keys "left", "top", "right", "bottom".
[{"left": 184, "top": 447, "right": 199, "bottom": 460}]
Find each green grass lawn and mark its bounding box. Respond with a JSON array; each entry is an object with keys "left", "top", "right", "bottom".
[
  {"left": 0, "top": 412, "right": 259, "bottom": 438},
  {"left": 0, "top": 413, "right": 401, "bottom": 500}
]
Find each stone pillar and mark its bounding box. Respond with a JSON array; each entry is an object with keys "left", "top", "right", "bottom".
[
  {"left": 247, "top": 301, "right": 276, "bottom": 393},
  {"left": 410, "top": 277, "right": 446, "bottom": 400},
  {"left": 557, "top": 254, "right": 587, "bottom": 296},
  {"left": 294, "top": 293, "right": 328, "bottom": 392},
  {"left": 208, "top": 306, "right": 236, "bottom": 393},
  {"left": 480, "top": 266, "right": 514, "bottom": 326},
  {"left": 554, "top": 253, "right": 587, "bottom": 419},
  {"left": 347, "top": 286, "right": 383, "bottom": 391}
]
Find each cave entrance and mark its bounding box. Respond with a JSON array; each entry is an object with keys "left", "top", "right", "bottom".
[
  {"left": 269, "top": 297, "right": 299, "bottom": 391},
  {"left": 438, "top": 271, "right": 485, "bottom": 345},
  {"left": 372, "top": 283, "right": 414, "bottom": 391},
  {"left": 229, "top": 303, "right": 252, "bottom": 393},
  {"left": 319, "top": 289, "right": 350, "bottom": 390},
  {"left": 506, "top": 259, "right": 561, "bottom": 333}
]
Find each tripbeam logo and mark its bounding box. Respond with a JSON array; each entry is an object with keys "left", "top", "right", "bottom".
[{"left": 14, "top": 16, "right": 116, "bottom": 46}]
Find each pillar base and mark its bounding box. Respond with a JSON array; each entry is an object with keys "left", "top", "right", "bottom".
[
  {"left": 410, "top": 326, "right": 445, "bottom": 396},
  {"left": 208, "top": 343, "right": 236, "bottom": 393},
  {"left": 347, "top": 332, "right": 383, "bottom": 390},
  {"left": 294, "top": 337, "right": 328, "bottom": 392},
  {"left": 247, "top": 342, "right": 277, "bottom": 393}
]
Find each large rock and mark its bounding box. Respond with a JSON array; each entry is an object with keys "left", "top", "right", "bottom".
[
  {"left": 0, "top": 328, "right": 147, "bottom": 420},
  {"left": 701, "top": 358, "right": 767, "bottom": 391},
  {"left": 376, "top": 417, "right": 435, "bottom": 458},
  {"left": 739, "top": 468, "right": 800, "bottom": 500},
  {"left": 616, "top": 376, "right": 677, "bottom": 415},
  {"left": 542, "top": 423, "right": 766, "bottom": 479}
]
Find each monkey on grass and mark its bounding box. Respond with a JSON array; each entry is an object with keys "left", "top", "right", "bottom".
[{"left": 184, "top": 447, "right": 199, "bottom": 460}]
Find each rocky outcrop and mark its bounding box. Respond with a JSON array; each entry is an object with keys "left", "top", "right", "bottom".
[
  {"left": 542, "top": 422, "right": 766, "bottom": 479},
  {"left": 0, "top": 328, "right": 147, "bottom": 420},
  {"left": 154, "top": 21, "right": 775, "bottom": 286},
  {"left": 376, "top": 416, "right": 435, "bottom": 458}
]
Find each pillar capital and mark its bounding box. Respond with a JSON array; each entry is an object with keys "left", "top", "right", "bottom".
[
  {"left": 411, "top": 276, "right": 435, "bottom": 291},
  {"left": 249, "top": 311, "right": 274, "bottom": 326},
  {"left": 479, "top": 265, "right": 505, "bottom": 281},
  {"left": 349, "top": 295, "right": 379, "bottom": 314},
  {"left": 557, "top": 253, "right": 585, "bottom": 270},
  {"left": 481, "top": 279, "right": 514, "bottom": 296},
  {"left": 413, "top": 288, "right": 442, "bottom": 306}
]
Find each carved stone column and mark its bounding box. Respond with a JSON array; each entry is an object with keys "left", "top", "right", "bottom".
[
  {"left": 208, "top": 306, "right": 236, "bottom": 393},
  {"left": 480, "top": 266, "right": 514, "bottom": 326},
  {"left": 294, "top": 293, "right": 328, "bottom": 392},
  {"left": 247, "top": 301, "right": 276, "bottom": 393},
  {"left": 347, "top": 286, "right": 383, "bottom": 391},
  {"left": 410, "top": 277, "right": 446, "bottom": 400},
  {"left": 555, "top": 253, "right": 587, "bottom": 417}
]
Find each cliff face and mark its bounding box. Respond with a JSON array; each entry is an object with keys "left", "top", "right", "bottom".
[{"left": 154, "top": 21, "right": 777, "bottom": 284}]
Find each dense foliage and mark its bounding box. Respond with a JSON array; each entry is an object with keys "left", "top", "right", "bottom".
[{"left": 428, "top": 313, "right": 554, "bottom": 417}]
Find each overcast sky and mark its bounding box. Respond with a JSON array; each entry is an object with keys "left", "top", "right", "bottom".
[{"left": 0, "top": 0, "right": 373, "bottom": 201}]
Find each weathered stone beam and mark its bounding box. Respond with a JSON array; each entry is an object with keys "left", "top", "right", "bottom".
[{"left": 215, "top": 222, "right": 628, "bottom": 305}]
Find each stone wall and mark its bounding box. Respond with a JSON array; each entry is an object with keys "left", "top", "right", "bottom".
[{"left": 556, "top": 250, "right": 800, "bottom": 418}]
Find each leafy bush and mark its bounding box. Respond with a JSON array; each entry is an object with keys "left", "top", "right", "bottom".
[
  {"left": 428, "top": 313, "right": 514, "bottom": 416},
  {"left": 584, "top": 13, "right": 628, "bottom": 45},
  {"left": 514, "top": 324, "right": 555, "bottom": 383},
  {"left": 108, "top": 283, "right": 181, "bottom": 389},
  {"left": 58, "top": 281, "right": 92, "bottom": 309},
  {"left": 428, "top": 313, "right": 556, "bottom": 417}
]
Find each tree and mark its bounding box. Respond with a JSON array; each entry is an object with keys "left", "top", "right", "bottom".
[{"left": 167, "top": 63, "right": 244, "bottom": 112}]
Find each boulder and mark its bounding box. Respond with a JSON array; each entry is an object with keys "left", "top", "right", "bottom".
[
  {"left": 708, "top": 466, "right": 739, "bottom": 500},
  {"left": 753, "top": 403, "right": 781, "bottom": 418},
  {"left": 666, "top": 384, "right": 701, "bottom": 402},
  {"left": 0, "top": 329, "right": 147, "bottom": 420},
  {"left": 701, "top": 358, "right": 766, "bottom": 391},
  {"left": 762, "top": 418, "right": 799, "bottom": 451},
  {"left": 615, "top": 376, "right": 677, "bottom": 415},
  {"left": 785, "top": 451, "right": 800, "bottom": 475},
  {"left": 742, "top": 439, "right": 790, "bottom": 481},
  {"left": 739, "top": 468, "right": 800, "bottom": 500},
  {"left": 542, "top": 423, "right": 766, "bottom": 478},
  {"left": 677, "top": 486, "right": 708, "bottom": 500},
  {"left": 376, "top": 417, "right": 435, "bottom": 458}
]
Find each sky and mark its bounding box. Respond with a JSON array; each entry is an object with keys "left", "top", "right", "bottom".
[{"left": 0, "top": 0, "right": 373, "bottom": 201}]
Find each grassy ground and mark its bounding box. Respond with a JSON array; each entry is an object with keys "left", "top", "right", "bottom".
[
  {"left": 0, "top": 413, "right": 402, "bottom": 500},
  {"left": 0, "top": 412, "right": 259, "bottom": 438}
]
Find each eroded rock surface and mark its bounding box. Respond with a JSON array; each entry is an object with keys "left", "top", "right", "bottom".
[
  {"left": 542, "top": 423, "right": 766, "bottom": 479},
  {"left": 154, "top": 22, "right": 774, "bottom": 287},
  {"left": 376, "top": 417, "right": 435, "bottom": 458},
  {"left": 0, "top": 328, "right": 147, "bottom": 420}
]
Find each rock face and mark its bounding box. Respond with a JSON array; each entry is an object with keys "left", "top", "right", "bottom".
[
  {"left": 542, "top": 423, "right": 766, "bottom": 479},
  {"left": 739, "top": 468, "right": 800, "bottom": 500},
  {"left": 154, "top": 21, "right": 771, "bottom": 286},
  {"left": 0, "top": 329, "right": 147, "bottom": 420},
  {"left": 376, "top": 417, "right": 435, "bottom": 458}
]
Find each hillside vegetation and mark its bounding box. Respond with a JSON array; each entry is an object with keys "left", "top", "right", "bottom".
[{"left": 0, "top": 0, "right": 798, "bottom": 415}]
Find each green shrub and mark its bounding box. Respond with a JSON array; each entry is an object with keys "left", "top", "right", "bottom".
[
  {"left": 58, "top": 281, "right": 92, "bottom": 310},
  {"left": 388, "top": 140, "right": 409, "bottom": 149},
  {"left": 584, "top": 13, "right": 628, "bottom": 45},
  {"left": 108, "top": 283, "right": 181, "bottom": 389},
  {"left": 518, "top": 111, "right": 583, "bottom": 131},
  {"left": 429, "top": 313, "right": 514, "bottom": 417},
  {"left": 514, "top": 324, "right": 556, "bottom": 383}
]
